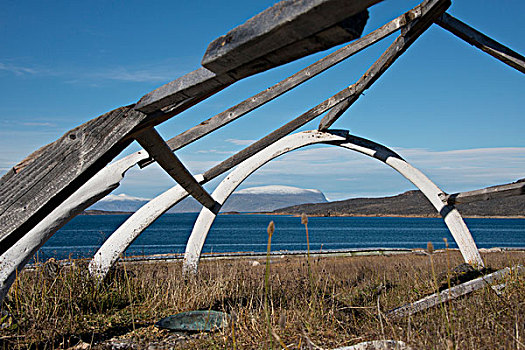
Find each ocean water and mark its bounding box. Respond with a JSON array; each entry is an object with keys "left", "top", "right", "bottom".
[{"left": 37, "top": 214, "right": 525, "bottom": 260}]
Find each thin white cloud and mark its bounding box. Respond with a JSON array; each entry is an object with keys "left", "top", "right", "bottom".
[
  {"left": 196, "top": 149, "right": 235, "bottom": 155},
  {"left": 22, "top": 122, "right": 56, "bottom": 127},
  {"left": 0, "top": 59, "right": 183, "bottom": 84},
  {"left": 89, "top": 66, "right": 179, "bottom": 83},
  {"left": 0, "top": 62, "right": 38, "bottom": 75},
  {"left": 226, "top": 138, "right": 256, "bottom": 146}
]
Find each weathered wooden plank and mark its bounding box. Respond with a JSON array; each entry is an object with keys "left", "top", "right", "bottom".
[
  {"left": 0, "top": 84, "right": 218, "bottom": 255},
  {"left": 0, "top": 106, "right": 146, "bottom": 255},
  {"left": 0, "top": 152, "right": 149, "bottom": 302},
  {"left": 318, "top": 95, "right": 357, "bottom": 130},
  {"left": 135, "top": 68, "right": 234, "bottom": 114},
  {"left": 387, "top": 266, "right": 523, "bottom": 319},
  {"left": 135, "top": 128, "right": 217, "bottom": 210},
  {"left": 136, "top": 1, "right": 376, "bottom": 115},
  {"left": 223, "top": 11, "right": 371, "bottom": 81},
  {"left": 318, "top": 0, "right": 451, "bottom": 130},
  {"left": 202, "top": 0, "right": 451, "bottom": 181},
  {"left": 156, "top": 4, "right": 421, "bottom": 158},
  {"left": 436, "top": 13, "right": 525, "bottom": 74},
  {"left": 201, "top": 0, "right": 379, "bottom": 74},
  {"left": 442, "top": 180, "right": 525, "bottom": 205}
]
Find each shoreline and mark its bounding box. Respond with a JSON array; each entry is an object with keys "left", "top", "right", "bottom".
[
  {"left": 239, "top": 212, "right": 525, "bottom": 219},
  {"left": 31, "top": 247, "right": 525, "bottom": 267},
  {"left": 83, "top": 210, "right": 525, "bottom": 219}
]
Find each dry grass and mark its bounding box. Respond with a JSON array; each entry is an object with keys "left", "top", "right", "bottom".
[{"left": 1, "top": 250, "right": 524, "bottom": 349}]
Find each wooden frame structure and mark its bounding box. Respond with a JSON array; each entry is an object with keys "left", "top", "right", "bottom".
[{"left": 0, "top": 0, "right": 523, "bottom": 300}]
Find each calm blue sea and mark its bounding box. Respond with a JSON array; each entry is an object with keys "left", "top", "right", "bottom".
[{"left": 38, "top": 214, "right": 525, "bottom": 260}]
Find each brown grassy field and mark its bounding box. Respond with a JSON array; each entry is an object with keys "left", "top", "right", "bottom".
[{"left": 1, "top": 249, "right": 524, "bottom": 349}]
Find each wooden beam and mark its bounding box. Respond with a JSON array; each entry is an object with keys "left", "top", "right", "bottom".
[
  {"left": 136, "top": 0, "right": 378, "bottom": 115},
  {"left": 135, "top": 68, "right": 233, "bottom": 115},
  {"left": 442, "top": 181, "right": 525, "bottom": 205},
  {"left": 318, "top": 0, "right": 451, "bottom": 130},
  {"left": 436, "top": 13, "right": 525, "bottom": 74},
  {"left": 387, "top": 266, "right": 523, "bottom": 319},
  {"left": 318, "top": 95, "right": 357, "bottom": 130},
  {"left": 135, "top": 128, "right": 217, "bottom": 210},
  {"left": 0, "top": 106, "right": 144, "bottom": 255},
  {"left": 201, "top": 0, "right": 378, "bottom": 75},
  {"left": 200, "top": 0, "right": 450, "bottom": 181},
  {"left": 154, "top": 2, "right": 422, "bottom": 161}
]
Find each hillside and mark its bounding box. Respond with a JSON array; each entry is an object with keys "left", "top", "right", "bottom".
[{"left": 273, "top": 189, "right": 525, "bottom": 218}]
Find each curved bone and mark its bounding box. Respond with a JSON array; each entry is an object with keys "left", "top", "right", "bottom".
[
  {"left": 88, "top": 174, "right": 204, "bottom": 280},
  {"left": 182, "top": 130, "right": 484, "bottom": 275},
  {"left": 0, "top": 151, "right": 148, "bottom": 302},
  {"left": 88, "top": 131, "right": 350, "bottom": 281}
]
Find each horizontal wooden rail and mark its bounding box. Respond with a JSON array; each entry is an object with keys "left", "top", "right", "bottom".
[
  {"left": 441, "top": 181, "right": 525, "bottom": 205},
  {"left": 436, "top": 12, "right": 525, "bottom": 74}
]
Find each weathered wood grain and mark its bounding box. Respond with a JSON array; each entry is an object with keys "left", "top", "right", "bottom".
[
  {"left": 318, "top": 0, "right": 451, "bottom": 130},
  {"left": 387, "top": 266, "right": 523, "bottom": 319},
  {"left": 201, "top": 0, "right": 379, "bottom": 74},
  {"left": 223, "top": 11, "right": 371, "bottom": 81},
  {"left": 202, "top": 0, "right": 450, "bottom": 181},
  {"left": 442, "top": 180, "right": 525, "bottom": 205},
  {"left": 135, "top": 68, "right": 234, "bottom": 114},
  {"left": 135, "top": 128, "right": 217, "bottom": 209},
  {"left": 0, "top": 106, "right": 145, "bottom": 255},
  {"left": 436, "top": 13, "right": 525, "bottom": 74}
]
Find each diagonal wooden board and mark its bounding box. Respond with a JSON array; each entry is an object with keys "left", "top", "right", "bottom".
[{"left": 0, "top": 0, "right": 376, "bottom": 254}]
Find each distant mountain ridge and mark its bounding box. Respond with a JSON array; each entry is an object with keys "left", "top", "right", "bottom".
[
  {"left": 88, "top": 185, "right": 328, "bottom": 213},
  {"left": 273, "top": 187, "right": 525, "bottom": 218},
  {"left": 88, "top": 183, "right": 525, "bottom": 218}
]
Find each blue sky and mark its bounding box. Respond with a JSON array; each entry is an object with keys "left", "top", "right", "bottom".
[{"left": 1, "top": 0, "right": 523, "bottom": 201}]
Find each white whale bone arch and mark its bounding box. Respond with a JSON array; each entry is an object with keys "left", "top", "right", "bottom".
[
  {"left": 87, "top": 174, "right": 204, "bottom": 280},
  {"left": 88, "top": 129, "right": 483, "bottom": 282},
  {"left": 0, "top": 151, "right": 149, "bottom": 302},
  {"left": 182, "top": 129, "right": 484, "bottom": 275},
  {"left": 87, "top": 130, "right": 352, "bottom": 281}
]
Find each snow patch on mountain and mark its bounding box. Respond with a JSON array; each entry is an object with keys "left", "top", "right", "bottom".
[
  {"left": 236, "top": 185, "right": 321, "bottom": 195},
  {"left": 100, "top": 193, "right": 151, "bottom": 202}
]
